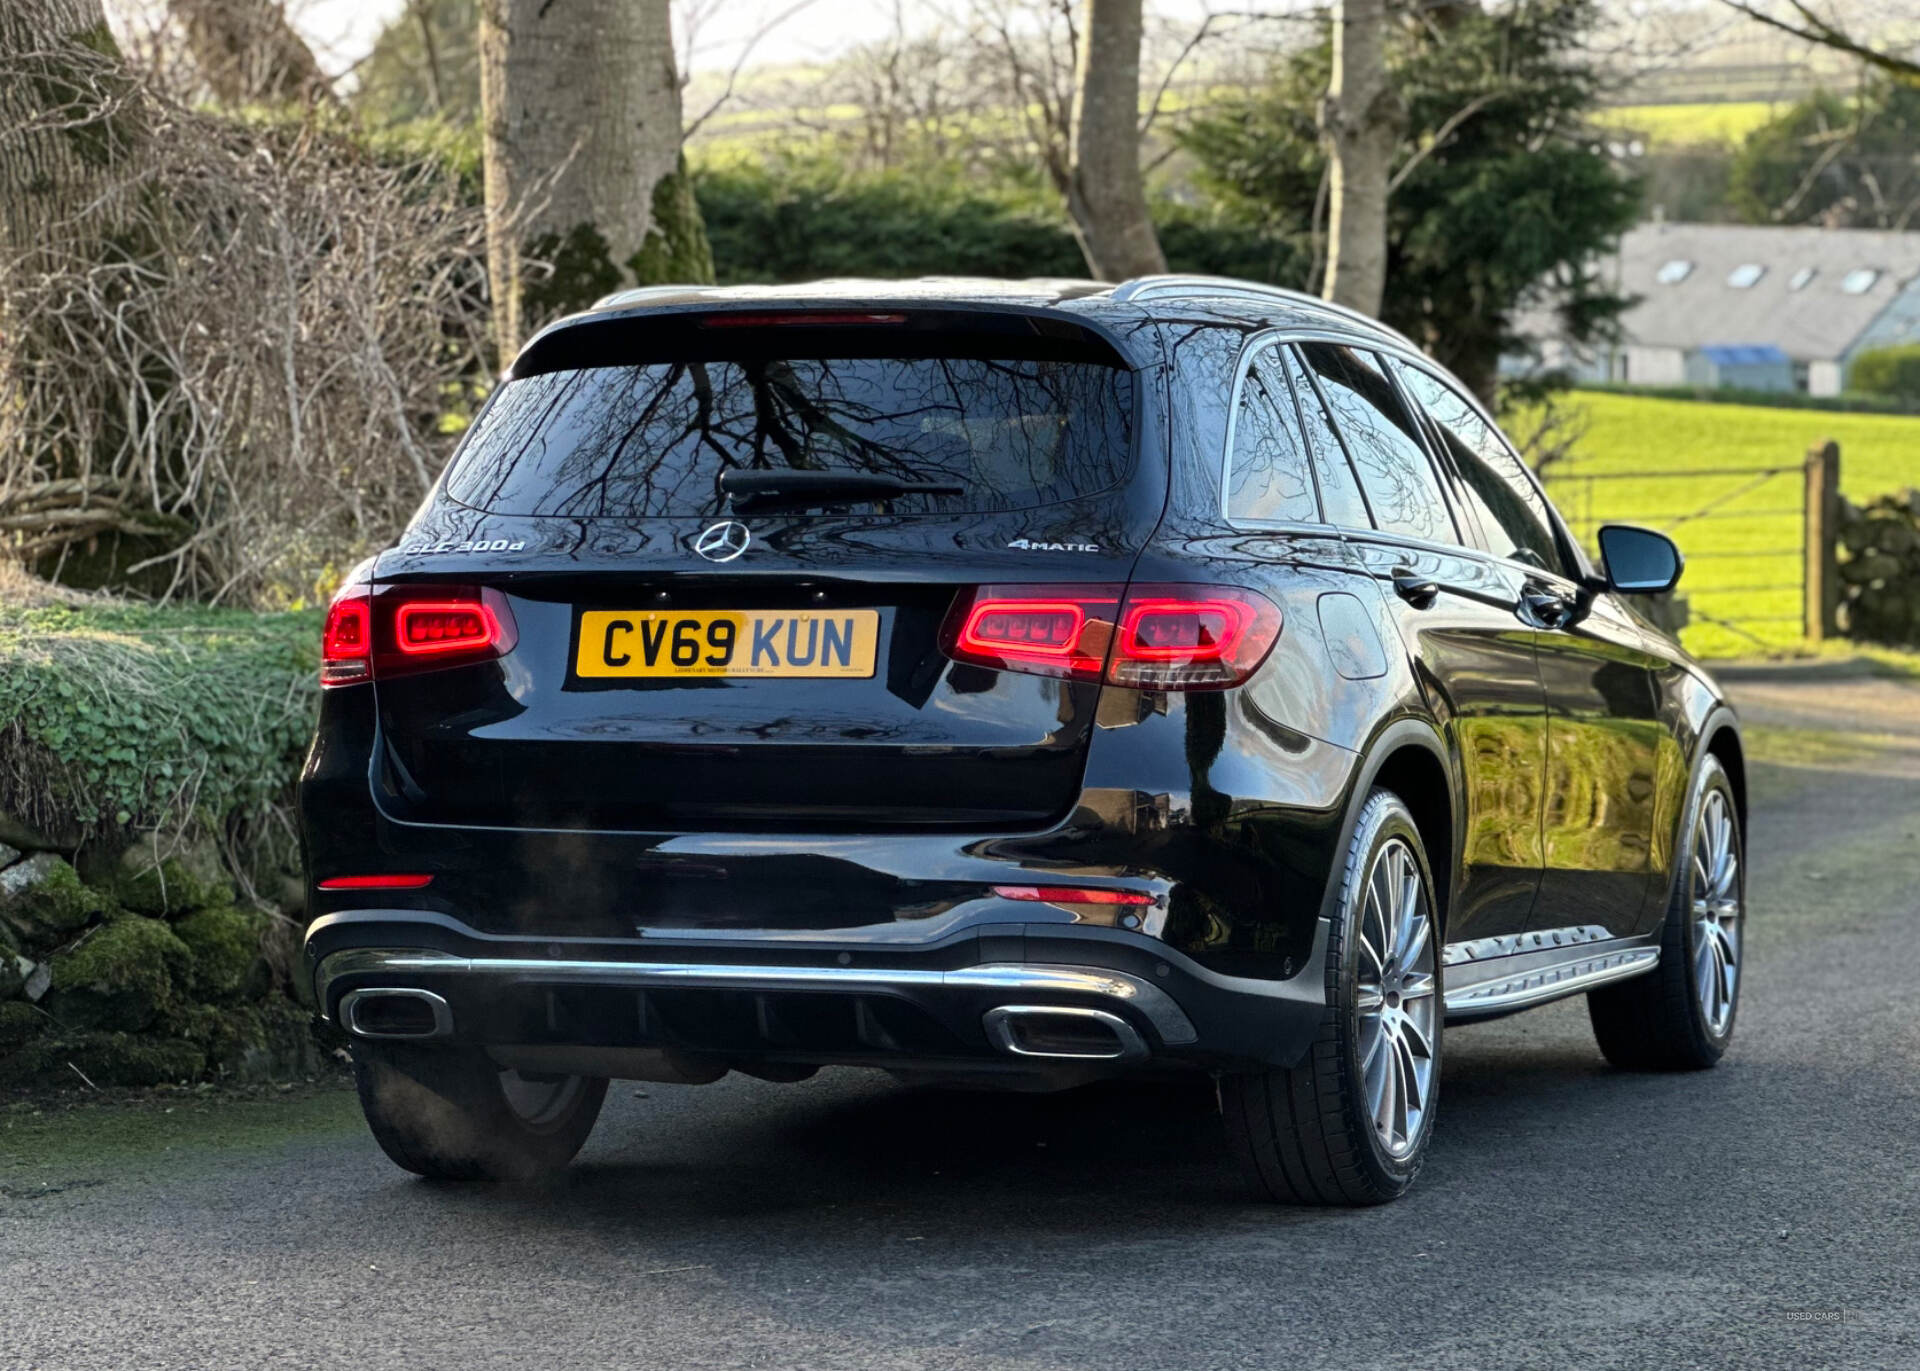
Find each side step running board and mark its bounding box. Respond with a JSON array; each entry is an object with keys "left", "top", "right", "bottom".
[{"left": 1442, "top": 926, "right": 1661, "bottom": 1021}]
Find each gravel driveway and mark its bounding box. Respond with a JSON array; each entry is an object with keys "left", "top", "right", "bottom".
[{"left": 7, "top": 660, "right": 1920, "bottom": 1370}]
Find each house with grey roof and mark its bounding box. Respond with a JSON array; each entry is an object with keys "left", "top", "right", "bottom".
[{"left": 1519, "top": 223, "right": 1920, "bottom": 395}]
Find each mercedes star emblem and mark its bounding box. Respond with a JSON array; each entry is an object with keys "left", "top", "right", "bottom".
[{"left": 692, "top": 520, "right": 752, "bottom": 563}]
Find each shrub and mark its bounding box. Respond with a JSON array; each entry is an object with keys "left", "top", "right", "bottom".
[
  {"left": 697, "top": 160, "right": 1085, "bottom": 284},
  {"left": 694, "top": 159, "right": 1296, "bottom": 287},
  {"left": 1850, "top": 346, "right": 1920, "bottom": 406},
  {"left": 0, "top": 594, "right": 317, "bottom": 867}
]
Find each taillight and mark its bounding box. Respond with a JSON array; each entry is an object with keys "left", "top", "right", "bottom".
[
  {"left": 942, "top": 583, "right": 1280, "bottom": 690},
  {"left": 393, "top": 601, "right": 497, "bottom": 657},
  {"left": 948, "top": 584, "right": 1123, "bottom": 681},
  {"left": 1110, "top": 589, "right": 1282, "bottom": 688},
  {"left": 321, "top": 590, "right": 372, "bottom": 687},
  {"left": 319, "top": 585, "right": 517, "bottom": 687}
]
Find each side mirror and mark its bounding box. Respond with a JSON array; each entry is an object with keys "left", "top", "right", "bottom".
[{"left": 1597, "top": 524, "right": 1683, "bottom": 594}]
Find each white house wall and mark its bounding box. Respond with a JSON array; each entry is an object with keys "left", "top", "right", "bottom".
[{"left": 1626, "top": 346, "right": 1687, "bottom": 386}]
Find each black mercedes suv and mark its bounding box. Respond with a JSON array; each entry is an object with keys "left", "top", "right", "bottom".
[{"left": 301, "top": 276, "right": 1746, "bottom": 1204}]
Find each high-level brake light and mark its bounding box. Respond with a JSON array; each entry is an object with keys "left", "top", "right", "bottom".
[
  {"left": 697, "top": 312, "right": 908, "bottom": 328},
  {"left": 943, "top": 583, "right": 1281, "bottom": 690}
]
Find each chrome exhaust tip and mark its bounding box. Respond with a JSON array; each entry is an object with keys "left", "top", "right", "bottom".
[
  {"left": 340, "top": 988, "right": 454, "bottom": 1040},
  {"left": 983, "top": 1005, "right": 1147, "bottom": 1062}
]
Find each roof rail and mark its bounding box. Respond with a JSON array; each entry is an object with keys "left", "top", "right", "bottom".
[
  {"left": 590, "top": 285, "right": 707, "bottom": 310},
  {"left": 1110, "top": 274, "right": 1416, "bottom": 349}
]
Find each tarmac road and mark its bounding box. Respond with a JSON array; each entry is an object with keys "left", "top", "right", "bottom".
[{"left": 7, "top": 662, "right": 1920, "bottom": 1370}]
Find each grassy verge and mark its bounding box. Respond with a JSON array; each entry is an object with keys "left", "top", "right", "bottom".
[
  {"left": 0, "top": 1081, "right": 359, "bottom": 1189},
  {"left": 1526, "top": 391, "right": 1920, "bottom": 658}
]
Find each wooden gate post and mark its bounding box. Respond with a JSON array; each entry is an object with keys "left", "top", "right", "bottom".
[{"left": 1804, "top": 440, "right": 1841, "bottom": 642}]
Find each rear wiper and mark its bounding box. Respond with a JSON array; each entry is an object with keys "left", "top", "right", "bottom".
[{"left": 719, "top": 469, "right": 964, "bottom": 512}]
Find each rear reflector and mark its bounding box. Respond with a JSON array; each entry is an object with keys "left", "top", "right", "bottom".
[
  {"left": 994, "top": 885, "right": 1154, "bottom": 905},
  {"left": 316, "top": 874, "right": 434, "bottom": 890},
  {"left": 943, "top": 583, "right": 1280, "bottom": 690},
  {"left": 320, "top": 585, "right": 517, "bottom": 687}
]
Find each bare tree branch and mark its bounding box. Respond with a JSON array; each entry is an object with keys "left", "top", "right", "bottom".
[
  {"left": 1, "top": 34, "right": 491, "bottom": 604},
  {"left": 682, "top": 0, "right": 821, "bottom": 139},
  {"left": 1717, "top": 0, "right": 1920, "bottom": 82}
]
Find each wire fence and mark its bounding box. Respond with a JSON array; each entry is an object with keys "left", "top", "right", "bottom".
[{"left": 1544, "top": 459, "right": 1811, "bottom": 655}]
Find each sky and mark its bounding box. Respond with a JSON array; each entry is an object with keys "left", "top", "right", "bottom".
[
  {"left": 272, "top": 0, "right": 1281, "bottom": 79},
  {"left": 119, "top": 0, "right": 1901, "bottom": 93}
]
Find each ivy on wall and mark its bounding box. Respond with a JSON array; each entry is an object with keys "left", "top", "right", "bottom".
[{"left": 0, "top": 601, "right": 319, "bottom": 844}]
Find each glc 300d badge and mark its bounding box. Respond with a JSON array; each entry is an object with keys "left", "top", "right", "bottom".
[{"left": 693, "top": 520, "right": 752, "bottom": 563}]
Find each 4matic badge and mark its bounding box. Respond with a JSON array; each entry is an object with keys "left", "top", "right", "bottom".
[{"left": 1007, "top": 538, "right": 1102, "bottom": 554}]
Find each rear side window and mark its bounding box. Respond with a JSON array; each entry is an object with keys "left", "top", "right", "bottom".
[
  {"left": 1299, "top": 343, "right": 1458, "bottom": 547},
  {"left": 1225, "top": 345, "right": 1318, "bottom": 524},
  {"left": 445, "top": 355, "right": 1135, "bottom": 518},
  {"left": 1391, "top": 362, "right": 1571, "bottom": 576},
  {"left": 1276, "top": 347, "right": 1372, "bottom": 530}
]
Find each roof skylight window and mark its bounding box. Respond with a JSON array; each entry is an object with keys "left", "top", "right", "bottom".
[{"left": 1656, "top": 259, "right": 1694, "bottom": 285}]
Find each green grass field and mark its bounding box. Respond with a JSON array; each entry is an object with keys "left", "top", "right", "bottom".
[
  {"left": 1592, "top": 102, "right": 1783, "bottom": 148},
  {"left": 1532, "top": 392, "right": 1920, "bottom": 659}
]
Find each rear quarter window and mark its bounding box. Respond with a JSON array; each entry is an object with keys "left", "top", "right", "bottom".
[
  {"left": 444, "top": 354, "right": 1136, "bottom": 518},
  {"left": 1225, "top": 345, "right": 1319, "bottom": 524},
  {"left": 1299, "top": 343, "right": 1458, "bottom": 547}
]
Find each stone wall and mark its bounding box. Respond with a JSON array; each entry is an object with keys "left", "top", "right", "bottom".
[
  {"left": 1838, "top": 490, "right": 1920, "bottom": 647},
  {"left": 0, "top": 818, "right": 321, "bottom": 1089}
]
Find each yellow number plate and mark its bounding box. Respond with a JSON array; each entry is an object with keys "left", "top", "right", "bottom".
[{"left": 575, "top": 609, "right": 880, "bottom": 679}]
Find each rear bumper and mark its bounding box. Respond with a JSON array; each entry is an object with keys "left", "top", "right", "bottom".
[{"left": 306, "top": 910, "right": 1329, "bottom": 1076}]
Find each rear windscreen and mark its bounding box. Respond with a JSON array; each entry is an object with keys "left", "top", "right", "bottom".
[{"left": 443, "top": 355, "right": 1136, "bottom": 518}]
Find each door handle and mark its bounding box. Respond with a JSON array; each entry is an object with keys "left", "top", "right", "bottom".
[
  {"left": 1517, "top": 584, "right": 1573, "bottom": 629},
  {"left": 1392, "top": 570, "right": 1441, "bottom": 609}
]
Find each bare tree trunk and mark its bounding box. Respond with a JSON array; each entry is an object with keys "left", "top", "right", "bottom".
[
  {"left": 479, "top": 0, "right": 713, "bottom": 361},
  {"left": 1321, "top": 0, "right": 1402, "bottom": 317},
  {"left": 1065, "top": 0, "right": 1166, "bottom": 281},
  {"left": 0, "top": 0, "right": 130, "bottom": 268},
  {"left": 170, "top": 0, "right": 336, "bottom": 106}
]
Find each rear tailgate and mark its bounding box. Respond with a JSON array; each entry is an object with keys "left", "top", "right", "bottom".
[{"left": 367, "top": 307, "right": 1164, "bottom": 834}]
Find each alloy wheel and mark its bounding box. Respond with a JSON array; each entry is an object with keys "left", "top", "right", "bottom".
[
  {"left": 498, "top": 1070, "right": 587, "bottom": 1131},
  {"left": 1691, "top": 789, "right": 1742, "bottom": 1036},
  {"left": 1354, "top": 837, "right": 1438, "bottom": 1159}
]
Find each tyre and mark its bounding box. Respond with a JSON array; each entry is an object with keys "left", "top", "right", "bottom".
[
  {"left": 1588, "top": 753, "right": 1743, "bottom": 1071},
  {"left": 352, "top": 1041, "right": 608, "bottom": 1181},
  {"left": 1221, "top": 788, "right": 1441, "bottom": 1205}
]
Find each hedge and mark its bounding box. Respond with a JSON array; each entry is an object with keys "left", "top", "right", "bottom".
[
  {"left": 0, "top": 594, "right": 318, "bottom": 858},
  {"left": 1849, "top": 345, "right": 1920, "bottom": 406}
]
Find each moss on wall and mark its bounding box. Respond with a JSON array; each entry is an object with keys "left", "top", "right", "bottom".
[
  {"left": 173, "top": 905, "right": 268, "bottom": 1001},
  {"left": 629, "top": 155, "right": 714, "bottom": 286},
  {"left": 44, "top": 914, "right": 194, "bottom": 1033}
]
